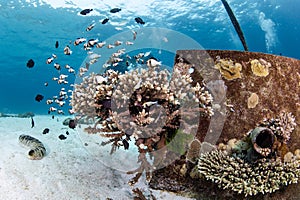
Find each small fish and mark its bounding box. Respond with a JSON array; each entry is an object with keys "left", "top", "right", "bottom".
[
  {"left": 122, "top": 139, "right": 129, "bottom": 150},
  {"left": 64, "top": 45, "right": 72, "bottom": 55},
  {"left": 96, "top": 41, "right": 106, "bottom": 48},
  {"left": 49, "top": 107, "right": 57, "bottom": 112},
  {"left": 66, "top": 131, "right": 69, "bottom": 135},
  {"left": 80, "top": 8, "right": 93, "bottom": 15},
  {"left": 26, "top": 59, "right": 35, "bottom": 68},
  {"left": 46, "top": 99, "right": 53, "bottom": 105},
  {"left": 31, "top": 117, "right": 35, "bottom": 128},
  {"left": 42, "top": 128, "right": 49, "bottom": 134},
  {"left": 74, "top": 38, "right": 86, "bottom": 46},
  {"left": 58, "top": 134, "right": 67, "bottom": 140},
  {"left": 101, "top": 18, "right": 109, "bottom": 24},
  {"left": 86, "top": 39, "right": 99, "bottom": 48},
  {"left": 132, "top": 30, "right": 137, "bottom": 40},
  {"left": 144, "top": 51, "right": 151, "bottom": 57},
  {"left": 114, "top": 40, "right": 122, "bottom": 46},
  {"left": 107, "top": 44, "right": 115, "bottom": 49},
  {"left": 44, "top": 82, "right": 48, "bottom": 87},
  {"left": 59, "top": 74, "right": 68, "bottom": 79},
  {"left": 64, "top": 64, "right": 71, "bottom": 69},
  {"left": 135, "top": 17, "right": 145, "bottom": 25},
  {"left": 46, "top": 57, "right": 54, "bottom": 64},
  {"left": 54, "top": 63, "right": 61, "bottom": 70},
  {"left": 68, "top": 109, "right": 75, "bottom": 115},
  {"left": 57, "top": 110, "right": 64, "bottom": 114},
  {"left": 68, "top": 68, "right": 75, "bottom": 74},
  {"left": 55, "top": 41, "right": 59, "bottom": 48},
  {"left": 146, "top": 58, "right": 161, "bottom": 68},
  {"left": 35, "top": 94, "right": 44, "bottom": 102},
  {"left": 46, "top": 54, "right": 56, "bottom": 64},
  {"left": 86, "top": 23, "right": 95, "bottom": 31},
  {"left": 125, "top": 41, "right": 134, "bottom": 45},
  {"left": 68, "top": 119, "right": 76, "bottom": 129},
  {"left": 110, "top": 8, "right": 121, "bottom": 13}
]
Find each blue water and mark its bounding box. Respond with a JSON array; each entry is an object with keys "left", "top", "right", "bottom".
[{"left": 0, "top": 0, "right": 299, "bottom": 115}]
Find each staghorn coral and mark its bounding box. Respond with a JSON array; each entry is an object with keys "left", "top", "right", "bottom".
[
  {"left": 198, "top": 150, "right": 300, "bottom": 196},
  {"left": 71, "top": 60, "right": 214, "bottom": 184}
]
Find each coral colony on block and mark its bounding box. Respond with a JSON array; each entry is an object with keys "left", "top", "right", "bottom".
[
  {"left": 71, "top": 56, "right": 214, "bottom": 184},
  {"left": 71, "top": 48, "right": 299, "bottom": 199}
]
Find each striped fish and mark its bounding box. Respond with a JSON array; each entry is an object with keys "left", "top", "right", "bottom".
[{"left": 19, "top": 134, "right": 46, "bottom": 160}]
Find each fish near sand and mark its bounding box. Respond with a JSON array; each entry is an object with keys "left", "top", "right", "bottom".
[
  {"left": 26, "top": 59, "right": 35, "bottom": 68},
  {"left": 101, "top": 18, "right": 109, "bottom": 24},
  {"left": 110, "top": 8, "right": 121, "bottom": 13},
  {"left": 43, "top": 128, "right": 49, "bottom": 134},
  {"left": 31, "top": 117, "right": 35, "bottom": 128},
  {"left": 68, "top": 119, "right": 76, "bottom": 129},
  {"left": 80, "top": 9, "right": 93, "bottom": 15},
  {"left": 135, "top": 17, "right": 145, "bottom": 25}
]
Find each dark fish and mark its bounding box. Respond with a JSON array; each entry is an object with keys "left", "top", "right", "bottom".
[
  {"left": 26, "top": 59, "right": 35, "bottom": 68},
  {"left": 58, "top": 134, "right": 67, "bottom": 140},
  {"left": 122, "top": 139, "right": 129, "bottom": 150},
  {"left": 31, "top": 117, "right": 35, "bottom": 128},
  {"left": 110, "top": 8, "right": 121, "bottom": 13},
  {"left": 66, "top": 131, "right": 69, "bottom": 135},
  {"left": 43, "top": 128, "right": 50, "bottom": 134},
  {"left": 52, "top": 115, "right": 54, "bottom": 119},
  {"left": 101, "top": 18, "right": 109, "bottom": 24},
  {"left": 80, "top": 9, "right": 93, "bottom": 15},
  {"left": 35, "top": 94, "right": 44, "bottom": 102},
  {"left": 135, "top": 17, "right": 145, "bottom": 25},
  {"left": 68, "top": 119, "right": 76, "bottom": 129},
  {"left": 55, "top": 41, "right": 59, "bottom": 48}
]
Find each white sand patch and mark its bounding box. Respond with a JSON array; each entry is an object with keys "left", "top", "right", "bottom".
[{"left": 0, "top": 115, "right": 193, "bottom": 199}]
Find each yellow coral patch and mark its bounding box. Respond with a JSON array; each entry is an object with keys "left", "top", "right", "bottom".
[
  {"left": 247, "top": 92, "right": 259, "bottom": 109},
  {"left": 250, "top": 59, "right": 270, "bottom": 77},
  {"left": 215, "top": 59, "right": 242, "bottom": 80}
]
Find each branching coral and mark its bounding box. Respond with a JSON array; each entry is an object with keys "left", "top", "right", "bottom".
[
  {"left": 196, "top": 112, "right": 298, "bottom": 196},
  {"left": 198, "top": 150, "right": 300, "bottom": 196},
  {"left": 71, "top": 60, "right": 214, "bottom": 184},
  {"left": 260, "top": 112, "right": 296, "bottom": 143}
]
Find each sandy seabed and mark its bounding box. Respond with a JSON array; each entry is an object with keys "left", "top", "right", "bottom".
[{"left": 0, "top": 115, "right": 192, "bottom": 200}]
